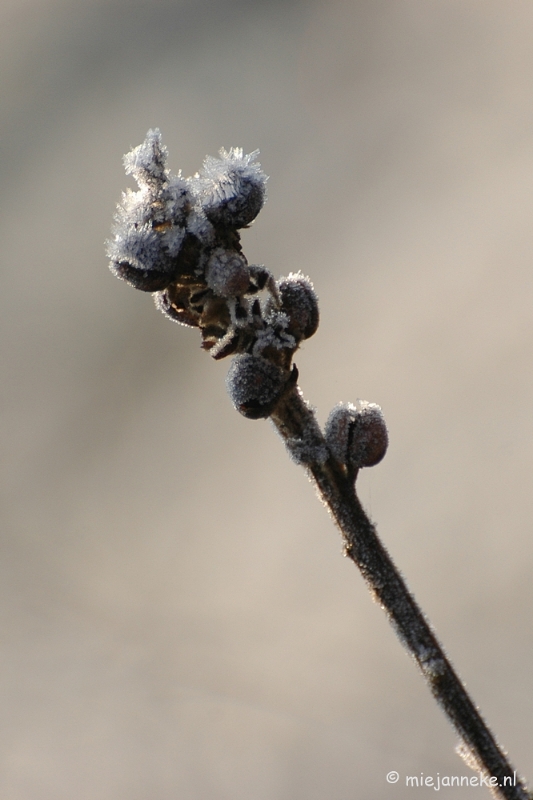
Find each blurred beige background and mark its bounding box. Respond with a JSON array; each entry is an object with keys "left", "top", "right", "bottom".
[{"left": 1, "top": 0, "right": 533, "bottom": 797}]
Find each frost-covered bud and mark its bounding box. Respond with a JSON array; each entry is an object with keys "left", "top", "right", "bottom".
[
  {"left": 325, "top": 400, "right": 388, "bottom": 469},
  {"left": 195, "top": 148, "right": 267, "bottom": 229},
  {"left": 205, "top": 248, "right": 250, "bottom": 297},
  {"left": 277, "top": 273, "right": 319, "bottom": 341},
  {"left": 226, "top": 354, "right": 287, "bottom": 419},
  {"left": 108, "top": 131, "right": 197, "bottom": 291},
  {"left": 107, "top": 222, "right": 179, "bottom": 292}
]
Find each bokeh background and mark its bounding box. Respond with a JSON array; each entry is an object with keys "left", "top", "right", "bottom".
[{"left": 2, "top": 0, "right": 533, "bottom": 797}]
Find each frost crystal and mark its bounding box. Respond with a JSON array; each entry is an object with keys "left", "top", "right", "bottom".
[{"left": 123, "top": 128, "right": 169, "bottom": 187}]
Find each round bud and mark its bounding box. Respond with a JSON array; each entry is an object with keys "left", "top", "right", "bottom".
[
  {"left": 110, "top": 260, "right": 177, "bottom": 292},
  {"left": 226, "top": 354, "right": 287, "bottom": 419},
  {"left": 205, "top": 248, "right": 250, "bottom": 297},
  {"left": 278, "top": 273, "right": 319, "bottom": 341},
  {"left": 197, "top": 148, "right": 267, "bottom": 229},
  {"left": 107, "top": 221, "right": 180, "bottom": 292},
  {"left": 325, "top": 401, "right": 388, "bottom": 469},
  {"left": 203, "top": 182, "right": 265, "bottom": 230}
]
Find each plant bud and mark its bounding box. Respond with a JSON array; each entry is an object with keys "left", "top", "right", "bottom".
[
  {"left": 205, "top": 248, "right": 250, "bottom": 297},
  {"left": 226, "top": 354, "right": 287, "bottom": 419},
  {"left": 108, "top": 131, "right": 197, "bottom": 292},
  {"left": 196, "top": 148, "right": 267, "bottom": 229},
  {"left": 277, "top": 273, "right": 319, "bottom": 341},
  {"left": 107, "top": 209, "right": 181, "bottom": 291},
  {"left": 325, "top": 400, "right": 388, "bottom": 469}
]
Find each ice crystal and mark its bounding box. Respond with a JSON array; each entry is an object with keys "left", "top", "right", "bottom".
[{"left": 123, "top": 128, "right": 168, "bottom": 188}]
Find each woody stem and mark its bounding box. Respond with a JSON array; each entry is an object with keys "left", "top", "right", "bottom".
[{"left": 270, "top": 383, "right": 530, "bottom": 800}]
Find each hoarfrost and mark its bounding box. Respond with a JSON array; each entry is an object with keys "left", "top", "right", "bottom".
[{"left": 123, "top": 128, "right": 168, "bottom": 188}]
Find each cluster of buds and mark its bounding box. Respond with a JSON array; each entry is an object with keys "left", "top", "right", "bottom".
[
  {"left": 107, "top": 130, "right": 318, "bottom": 419},
  {"left": 107, "top": 131, "right": 387, "bottom": 470}
]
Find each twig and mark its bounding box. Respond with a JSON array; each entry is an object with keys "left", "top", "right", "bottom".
[
  {"left": 271, "top": 384, "right": 530, "bottom": 800},
  {"left": 107, "top": 130, "right": 531, "bottom": 799}
]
